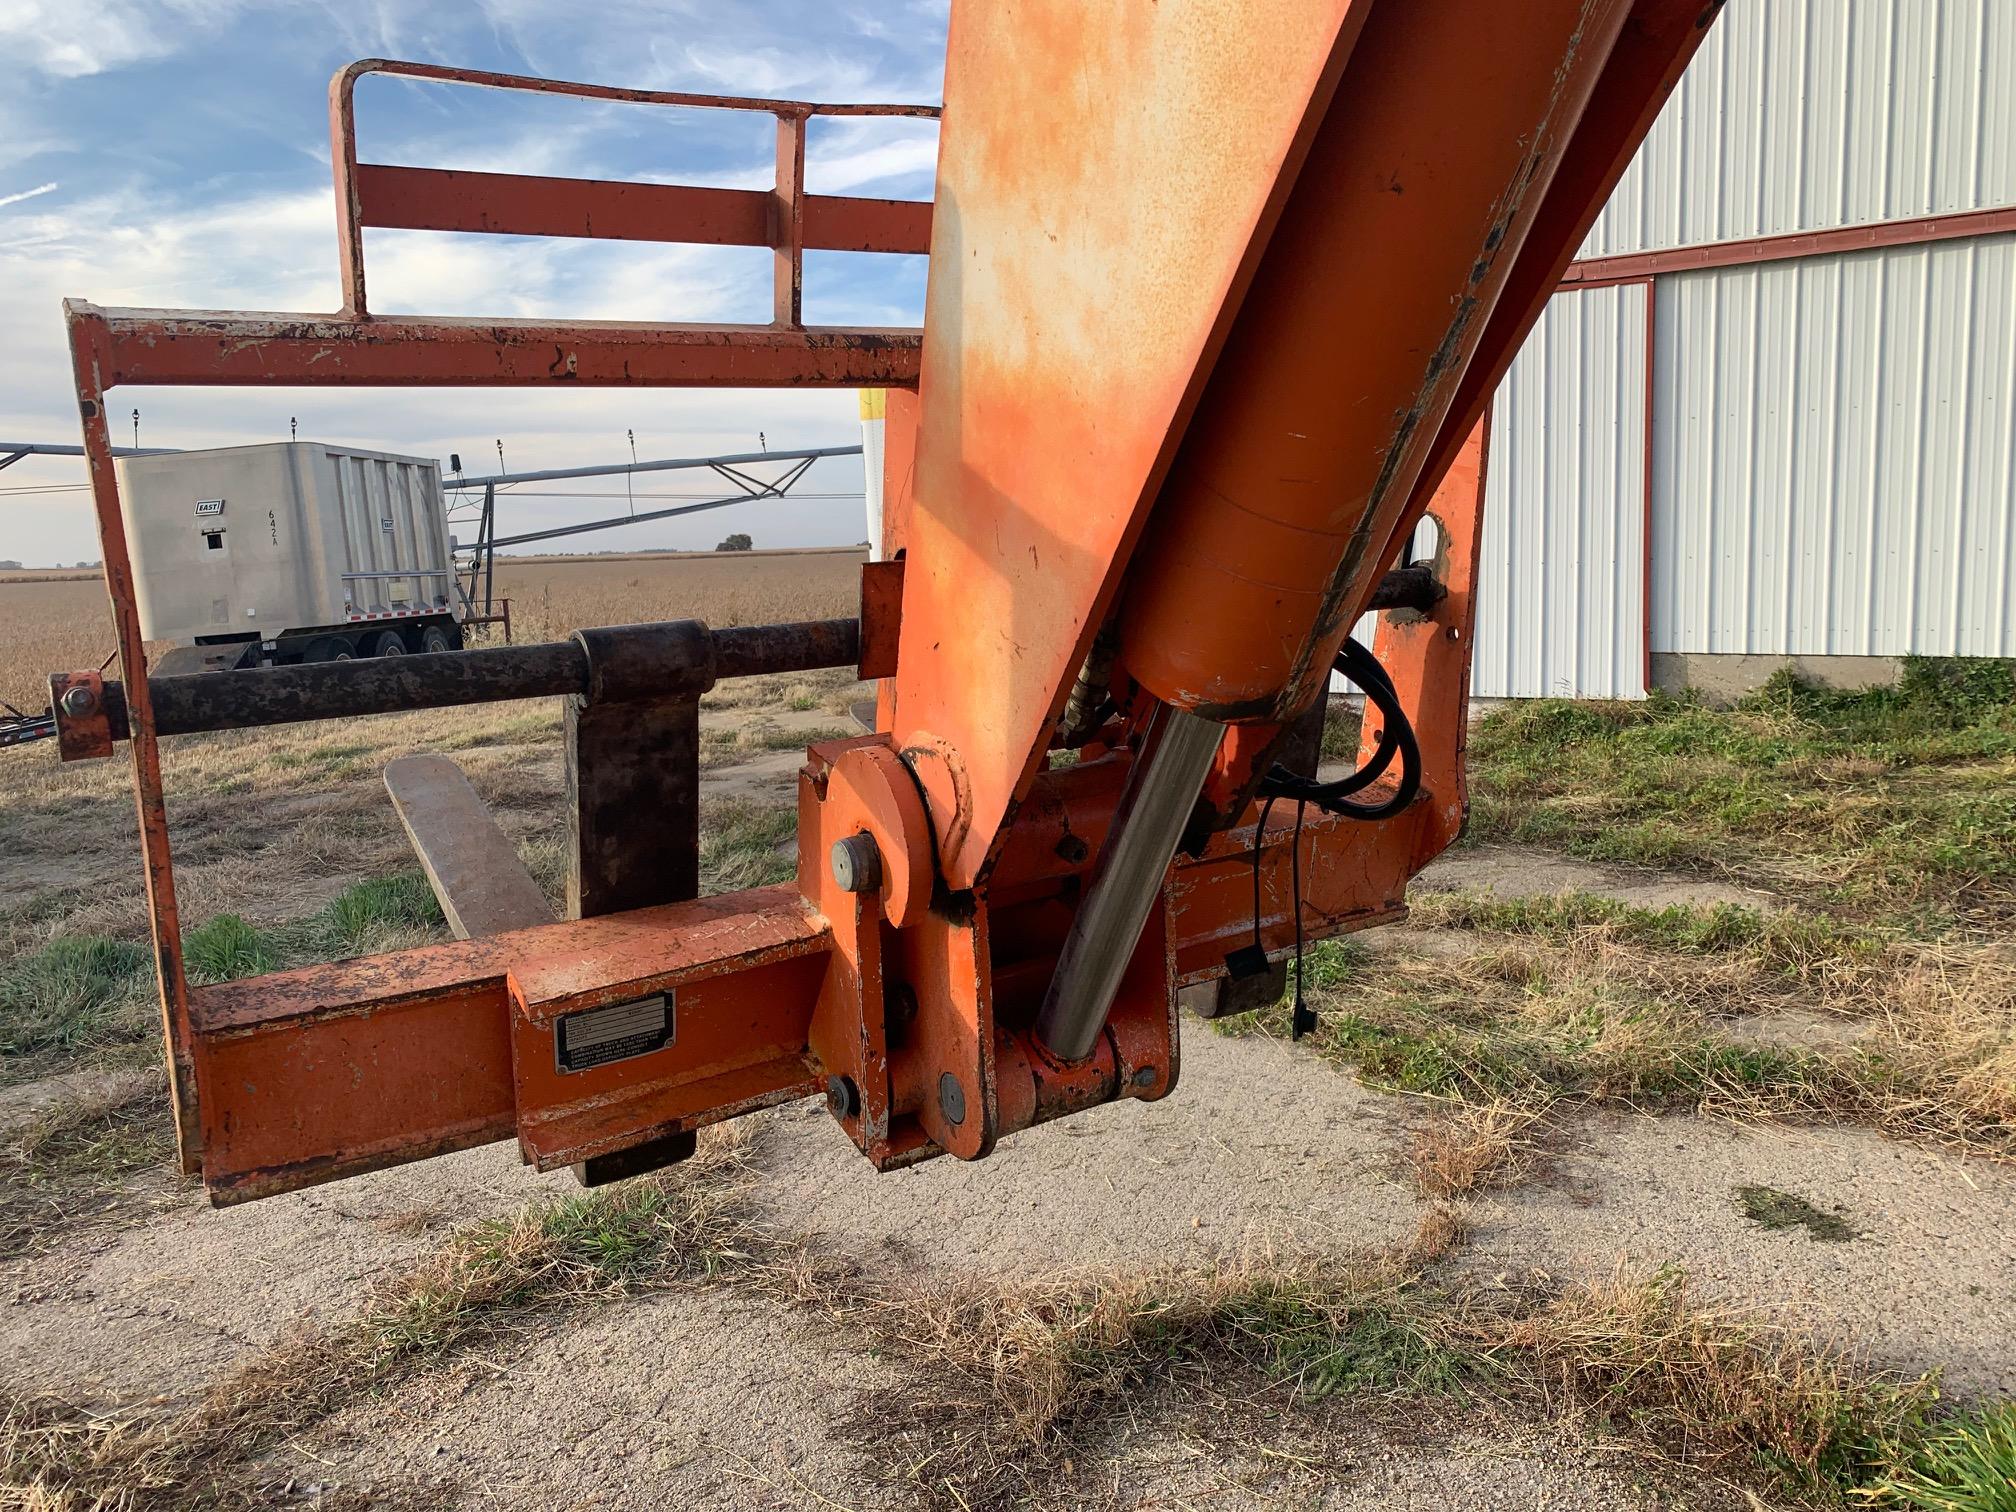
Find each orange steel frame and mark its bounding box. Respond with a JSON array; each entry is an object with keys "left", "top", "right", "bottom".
[{"left": 63, "top": 2, "right": 1721, "bottom": 1206}]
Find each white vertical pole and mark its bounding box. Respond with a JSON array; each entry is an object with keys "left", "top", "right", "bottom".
[{"left": 859, "top": 388, "right": 887, "bottom": 559}]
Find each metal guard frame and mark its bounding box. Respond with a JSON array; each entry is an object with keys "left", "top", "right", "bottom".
[
  {"left": 61, "top": 59, "right": 1492, "bottom": 1204},
  {"left": 64, "top": 61, "right": 939, "bottom": 1177}
]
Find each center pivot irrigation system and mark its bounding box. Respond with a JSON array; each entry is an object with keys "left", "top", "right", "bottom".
[
  {"left": 442, "top": 440, "right": 866, "bottom": 621},
  {"left": 0, "top": 435, "right": 868, "bottom": 746}
]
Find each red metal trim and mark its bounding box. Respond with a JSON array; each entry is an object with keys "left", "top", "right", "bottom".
[
  {"left": 67, "top": 323, "right": 201, "bottom": 1172},
  {"left": 773, "top": 113, "right": 807, "bottom": 328},
  {"left": 1640, "top": 275, "right": 1656, "bottom": 696},
  {"left": 328, "top": 58, "right": 937, "bottom": 326},
  {"left": 352, "top": 165, "right": 932, "bottom": 255},
  {"left": 65, "top": 303, "right": 923, "bottom": 390},
  {"left": 1561, "top": 204, "right": 2016, "bottom": 289}
]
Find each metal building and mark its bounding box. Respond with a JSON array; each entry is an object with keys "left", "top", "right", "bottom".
[{"left": 1467, "top": 0, "right": 2016, "bottom": 700}]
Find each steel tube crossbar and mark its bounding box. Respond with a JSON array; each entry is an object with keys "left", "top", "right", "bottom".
[{"left": 73, "top": 619, "right": 861, "bottom": 744}]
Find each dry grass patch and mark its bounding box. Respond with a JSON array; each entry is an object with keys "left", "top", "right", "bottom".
[
  {"left": 1, "top": 1126, "right": 761, "bottom": 1509},
  {"left": 1233, "top": 890, "right": 2016, "bottom": 1166},
  {"left": 1408, "top": 1099, "right": 1547, "bottom": 1199},
  {"left": 1466, "top": 661, "right": 2016, "bottom": 927},
  {"left": 0, "top": 1069, "right": 173, "bottom": 1258},
  {"left": 2, "top": 1110, "right": 2000, "bottom": 1511}
]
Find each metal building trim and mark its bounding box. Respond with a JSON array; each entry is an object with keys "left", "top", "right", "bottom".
[{"left": 1581, "top": 0, "right": 2016, "bottom": 258}]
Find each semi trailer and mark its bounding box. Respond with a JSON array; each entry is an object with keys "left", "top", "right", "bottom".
[{"left": 117, "top": 440, "right": 463, "bottom": 674}]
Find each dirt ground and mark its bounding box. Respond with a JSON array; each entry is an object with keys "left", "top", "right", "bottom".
[{"left": 3, "top": 685, "right": 2011, "bottom": 1509}]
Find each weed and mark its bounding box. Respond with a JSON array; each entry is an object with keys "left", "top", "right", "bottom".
[
  {"left": 1874, "top": 1399, "right": 2016, "bottom": 1512},
  {"left": 0, "top": 936, "right": 151, "bottom": 1064},
  {"left": 319, "top": 872, "right": 444, "bottom": 953},
  {"left": 1483, "top": 1264, "right": 1940, "bottom": 1499},
  {"left": 182, "top": 915, "right": 276, "bottom": 983},
  {"left": 1409, "top": 1100, "right": 1546, "bottom": 1199},
  {"left": 1734, "top": 1185, "right": 1857, "bottom": 1243},
  {"left": 1320, "top": 699, "right": 1364, "bottom": 760}
]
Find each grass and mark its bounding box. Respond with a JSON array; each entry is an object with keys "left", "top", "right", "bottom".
[
  {"left": 1, "top": 1105, "right": 2008, "bottom": 1511},
  {"left": 1466, "top": 659, "right": 2016, "bottom": 927},
  {"left": 699, "top": 799, "right": 799, "bottom": 892},
  {"left": 1219, "top": 888, "right": 2016, "bottom": 1164},
  {"left": 1408, "top": 1099, "right": 1546, "bottom": 1199},
  {"left": 1, "top": 1127, "right": 759, "bottom": 1509},
  {"left": 0, "top": 936, "right": 152, "bottom": 1063},
  {"left": 1875, "top": 1400, "right": 2016, "bottom": 1511},
  {"left": 0, "top": 1068, "right": 171, "bottom": 1258}
]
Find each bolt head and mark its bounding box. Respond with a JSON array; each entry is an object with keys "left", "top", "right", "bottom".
[
  {"left": 937, "top": 1071, "right": 967, "bottom": 1127},
  {"left": 829, "top": 832, "right": 882, "bottom": 894},
  {"left": 826, "top": 1074, "right": 861, "bottom": 1121},
  {"left": 59, "top": 685, "right": 97, "bottom": 717}
]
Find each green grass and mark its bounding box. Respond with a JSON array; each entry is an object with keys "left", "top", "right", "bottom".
[
  {"left": 182, "top": 914, "right": 276, "bottom": 983},
  {"left": 2, "top": 873, "right": 450, "bottom": 1084},
  {"left": 1875, "top": 1400, "right": 2016, "bottom": 1511},
  {"left": 0, "top": 935, "right": 152, "bottom": 1063},
  {"left": 318, "top": 871, "right": 443, "bottom": 952},
  {"left": 1466, "top": 658, "right": 2016, "bottom": 925}
]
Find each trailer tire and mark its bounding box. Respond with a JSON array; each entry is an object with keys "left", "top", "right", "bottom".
[
  {"left": 367, "top": 630, "right": 407, "bottom": 657},
  {"left": 304, "top": 636, "right": 356, "bottom": 663},
  {"left": 420, "top": 624, "right": 455, "bottom": 655}
]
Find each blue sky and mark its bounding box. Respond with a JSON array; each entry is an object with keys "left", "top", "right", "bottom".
[{"left": 0, "top": 0, "right": 947, "bottom": 566}]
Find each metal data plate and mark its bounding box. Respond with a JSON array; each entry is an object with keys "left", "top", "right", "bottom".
[{"left": 554, "top": 992, "right": 674, "bottom": 1074}]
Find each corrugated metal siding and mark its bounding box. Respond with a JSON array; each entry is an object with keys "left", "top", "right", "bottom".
[
  {"left": 1468, "top": 282, "right": 1649, "bottom": 699},
  {"left": 1581, "top": 0, "right": 2016, "bottom": 258},
  {"left": 1650, "top": 233, "right": 2016, "bottom": 657}
]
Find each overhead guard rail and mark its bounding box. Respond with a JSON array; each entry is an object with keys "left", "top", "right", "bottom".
[{"left": 66, "top": 60, "right": 937, "bottom": 392}]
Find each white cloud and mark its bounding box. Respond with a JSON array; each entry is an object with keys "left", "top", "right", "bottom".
[
  {"left": 0, "top": 175, "right": 869, "bottom": 566},
  {"left": 0, "top": 182, "right": 59, "bottom": 210},
  {"left": 805, "top": 119, "right": 938, "bottom": 195},
  {"left": 0, "top": 0, "right": 946, "bottom": 564},
  {"left": 0, "top": 0, "right": 252, "bottom": 78}
]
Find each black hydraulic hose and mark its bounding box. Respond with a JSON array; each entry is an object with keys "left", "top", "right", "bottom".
[{"left": 1258, "top": 638, "right": 1422, "bottom": 820}]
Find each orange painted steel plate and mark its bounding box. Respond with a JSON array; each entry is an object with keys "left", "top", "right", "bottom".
[{"left": 891, "top": 0, "right": 1368, "bottom": 890}]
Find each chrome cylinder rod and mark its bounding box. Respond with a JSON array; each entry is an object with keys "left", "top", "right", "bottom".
[{"left": 1034, "top": 704, "right": 1225, "bottom": 1062}]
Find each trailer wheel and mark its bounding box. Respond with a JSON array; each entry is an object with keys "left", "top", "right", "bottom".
[
  {"left": 304, "top": 636, "right": 356, "bottom": 663},
  {"left": 420, "top": 624, "right": 455, "bottom": 655},
  {"left": 367, "top": 629, "right": 407, "bottom": 657}
]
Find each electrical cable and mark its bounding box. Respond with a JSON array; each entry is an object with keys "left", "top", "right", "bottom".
[
  {"left": 1222, "top": 635, "right": 1420, "bottom": 1025},
  {"left": 1289, "top": 797, "right": 1314, "bottom": 1039}
]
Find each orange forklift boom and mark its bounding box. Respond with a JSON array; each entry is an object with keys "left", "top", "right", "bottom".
[{"left": 51, "top": 1, "right": 1723, "bottom": 1203}]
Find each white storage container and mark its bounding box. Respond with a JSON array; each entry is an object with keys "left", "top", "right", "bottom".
[{"left": 117, "top": 442, "right": 455, "bottom": 644}]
